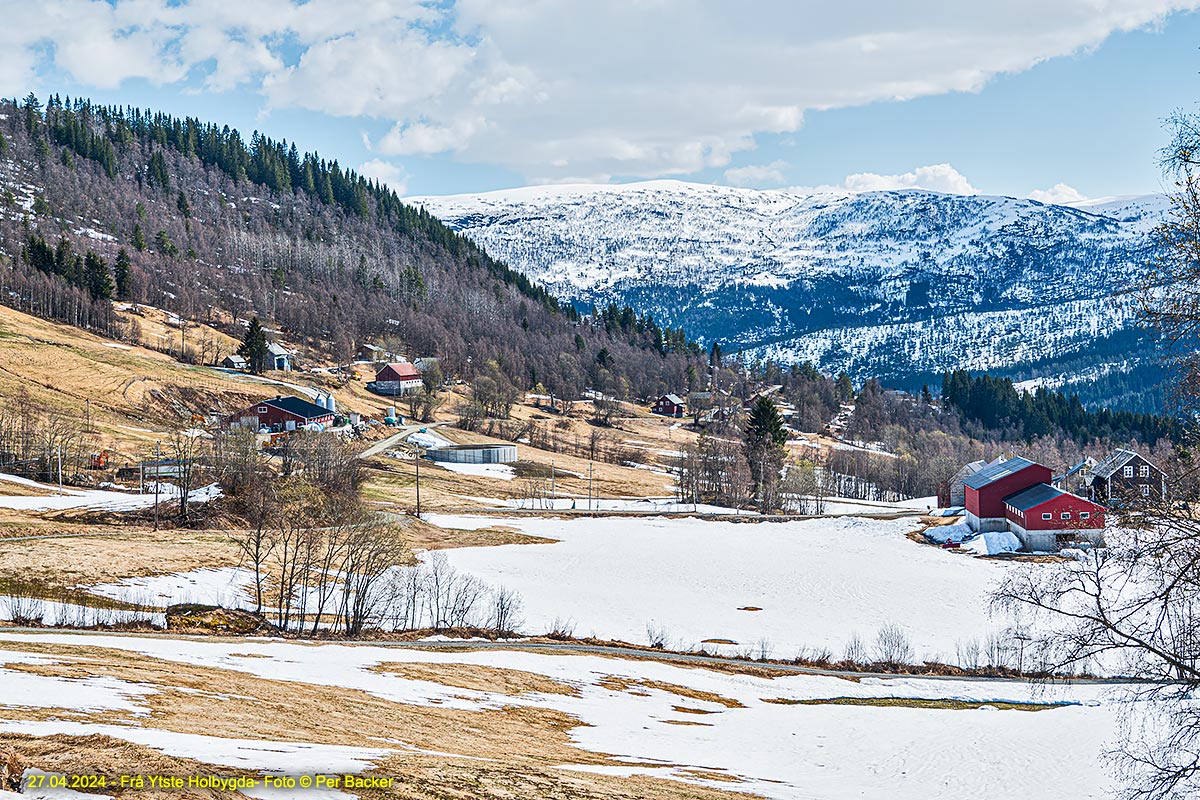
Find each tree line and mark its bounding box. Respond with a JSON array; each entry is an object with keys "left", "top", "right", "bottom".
[{"left": 941, "top": 369, "right": 1176, "bottom": 445}]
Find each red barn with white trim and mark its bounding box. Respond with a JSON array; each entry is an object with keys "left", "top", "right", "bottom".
[{"left": 1004, "top": 483, "right": 1106, "bottom": 551}]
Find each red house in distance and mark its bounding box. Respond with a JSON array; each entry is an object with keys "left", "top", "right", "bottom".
[
  {"left": 229, "top": 395, "right": 335, "bottom": 432},
  {"left": 963, "top": 456, "right": 1053, "bottom": 532}
]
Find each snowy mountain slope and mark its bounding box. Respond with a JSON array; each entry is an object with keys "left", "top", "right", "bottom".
[{"left": 410, "top": 181, "right": 1167, "bottom": 390}]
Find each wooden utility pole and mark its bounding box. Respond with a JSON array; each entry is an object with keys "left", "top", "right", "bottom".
[
  {"left": 56, "top": 445, "right": 62, "bottom": 494},
  {"left": 550, "top": 459, "right": 556, "bottom": 508},
  {"left": 153, "top": 441, "right": 160, "bottom": 531},
  {"left": 414, "top": 444, "right": 422, "bottom": 518},
  {"left": 587, "top": 462, "right": 594, "bottom": 514}
]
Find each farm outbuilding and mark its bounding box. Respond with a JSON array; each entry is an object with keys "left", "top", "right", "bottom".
[
  {"left": 228, "top": 395, "right": 335, "bottom": 432},
  {"left": 1004, "top": 483, "right": 1106, "bottom": 551},
  {"left": 963, "top": 456, "right": 1053, "bottom": 532},
  {"left": 426, "top": 443, "right": 517, "bottom": 464},
  {"left": 372, "top": 362, "right": 424, "bottom": 396},
  {"left": 938, "top": 459, "right": 987, "bottom": 507}
]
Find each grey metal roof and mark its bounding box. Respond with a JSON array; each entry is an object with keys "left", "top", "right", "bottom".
[
  {"left": 961, "top": 456, "right": 1040, "bottom": 490},
  {"left": 1004, "top": 483, "right": 1071, "bottom": 512},
  {"left": 661, "top": 394, "right": 685, "bottom": 405},
  {"left": 264, "top": 395, "right": 331, "bottom": 420}
]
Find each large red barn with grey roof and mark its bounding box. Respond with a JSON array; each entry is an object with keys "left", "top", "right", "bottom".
[{"left": 963, "top": 456, "right": 1052, "bottom": 532}]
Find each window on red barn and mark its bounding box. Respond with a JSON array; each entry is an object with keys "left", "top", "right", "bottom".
[
  {"left": 1080, "top": 512, "right": 1090, "bottom": 520},
  {"left": 1042, "top": 513, "right": 1052, "bottom": 521},
  {"left": 1061, "top": 512, "right": 1071, "bottom": 520}
]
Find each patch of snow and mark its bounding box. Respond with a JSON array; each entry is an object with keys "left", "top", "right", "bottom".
[{"left": 434, "top": 462, "right": 515, "bottom": 480}]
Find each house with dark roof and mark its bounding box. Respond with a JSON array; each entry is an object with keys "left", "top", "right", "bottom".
[
  {"left": 1088, "top": 448, "right": 1166, "bottom": 506},
  {"left": 652, "top": 393, "right": 687, "bottom": 418},
  {"left": 963, "top": 456, "right": 1053, "bottom": 532},
  {"left": 1003, "top": 484, "right": 1106, "bottom": 551},
  {"left": 229, "top": 395, "right": 335, "bottom": 432}
]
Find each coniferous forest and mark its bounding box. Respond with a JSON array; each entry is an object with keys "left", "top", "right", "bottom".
[{"left": 0, "top": 93, "right": 703, "bottom": 400}]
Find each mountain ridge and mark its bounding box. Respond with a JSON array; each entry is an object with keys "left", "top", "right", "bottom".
[{"left": 411, "top": 180, "right": 1169, "bottom": 410}]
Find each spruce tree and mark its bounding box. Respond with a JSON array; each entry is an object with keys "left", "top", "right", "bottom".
[
  {"left": 113, "top": 248, "right": 131, "bottom": 299},
  {"left": 177, "top": 190, "right": 190, "bottom": 218},
  {"left": 131, "top": 223, "right": 145, "bottom": 252},
  {"left": 744, "top": 397, "right": 788, "bottom": 512},
  {"left": 238, "top": 317, "right": 270, "bottom": 374},
  {"left": 83, "top": 251, "right": 113, "bottom": 301}
]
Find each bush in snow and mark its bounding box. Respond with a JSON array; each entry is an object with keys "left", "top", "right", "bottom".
[{"left": 874, "top": 623, "right": 914, "bottom": 666}]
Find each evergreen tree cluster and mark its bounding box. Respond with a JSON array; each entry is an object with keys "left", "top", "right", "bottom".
[
  {"left": 0, "top": 93, "right": 705, "bottom": 398},
  {"left": 941, "top": 369, "right": 1176, "bottom": 444},
  {"left": 21, "top": 233, "right": 114, "bottom": 302},
  {"left": 597, "top": 302, "right": 700, "bottom": 357},
  {"left": 27, "top": 93, "right": 565, "bottom": 315}
]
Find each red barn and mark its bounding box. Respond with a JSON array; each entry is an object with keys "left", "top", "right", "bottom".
[
  {"left": 1004, "top": 483, "right": 1106, "bottom": 551},
  {"left": 963, "top": 456, "right": 1052, "bottom": 532},
  {"left": 230, "top": 395, "right": 335, "bottom": 432},
  {"left": 373, "top": 363, "right": 423, "bottom": 396}
]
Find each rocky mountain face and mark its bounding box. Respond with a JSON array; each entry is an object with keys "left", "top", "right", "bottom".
[{"left": 412, "top": 181, "right": 1169, "bottom": 410}]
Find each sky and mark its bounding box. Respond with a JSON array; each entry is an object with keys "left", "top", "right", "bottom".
[{"left": 3, "top": 0, "right": 1199, "bottom": 201}]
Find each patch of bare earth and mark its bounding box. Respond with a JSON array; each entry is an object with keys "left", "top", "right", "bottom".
[
  {"left": 369, "top": 661, "right": 579, "bottom": 697},
  {"left": 0, "top": 528, "right": 241, "bottom": 601},
  {"left": 596, "top": 677, "right": 745, "bottom": 709}
]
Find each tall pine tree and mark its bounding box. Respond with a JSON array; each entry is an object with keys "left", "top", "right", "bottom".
[
  {"left": 238, "top": 317, "right": 270, "bottom": 374},
  {"left": 113, "top": 248, "right": 131, "bottom": 299},
  {"left": 744, "top": 397, "right": 788, "bottom": 512}
]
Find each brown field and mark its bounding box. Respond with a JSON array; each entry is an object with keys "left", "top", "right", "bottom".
[
  {"left": 0, "top": 637, "right": 761, "bottom": 800},
  {"left": 0, "top": 526, "right": 242, "bottom": 599}
]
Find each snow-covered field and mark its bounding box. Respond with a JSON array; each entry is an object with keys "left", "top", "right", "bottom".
[
  {"left": 0, "top": 473, "right": 220, "bottom": 512},
  {"left": 89, "top": 567, "right": 250, "bottom": 609},
  {"left": 473, "top": 495, "right": 758, "bottom": 514},
  {"left": 425, "top": 514, "right": 1017, "bottom": 659},
  {"left": 0, "top": 631, "right": 1122, "bottom": 799},
  {"left": 433, "top": 461, "right": 516, "bottom": 480}
]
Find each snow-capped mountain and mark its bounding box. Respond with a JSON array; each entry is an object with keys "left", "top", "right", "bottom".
[{"left": 410, "top": 180, "right": 1168, "bottom": 393}]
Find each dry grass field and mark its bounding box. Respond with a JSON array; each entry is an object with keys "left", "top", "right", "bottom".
[{"left": 0, "top": 636, "right": 761, "bottom": 800}]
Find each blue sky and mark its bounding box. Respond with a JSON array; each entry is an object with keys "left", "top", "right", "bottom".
[{"left": 5, "top": 0, "right": 1199, "bottom": 199}]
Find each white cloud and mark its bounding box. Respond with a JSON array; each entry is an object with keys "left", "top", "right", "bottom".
[
  {"left": 1028, "top": 182, "right": 1089, "bottom": 204},
  {"left": 376, "top": 116, "right": 488, "bottom": 156},
  {"left": 841, "top": 164, "right": 978, "bottom": 194},
  {"left": 357, "top": 159, "right": 408, "bottom": 193},
  {"left": 3, "top": 0, "right": 1197, "bottom": 181},
  {"left": 725, "top": 161, "right": 790, "bottom": 188}
]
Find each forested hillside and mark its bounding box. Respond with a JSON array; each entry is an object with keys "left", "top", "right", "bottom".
[{"left": 0, "top": 94, "right": 703, "bottom": 399}]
